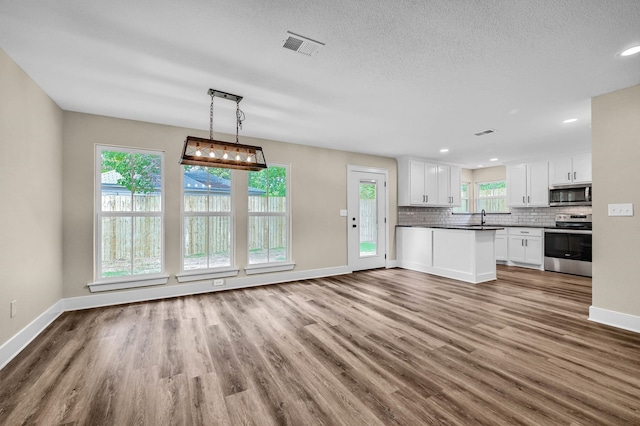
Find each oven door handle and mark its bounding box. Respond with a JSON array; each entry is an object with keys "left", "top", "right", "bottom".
[{"left": 544, "top": 229, "right": 592, "bottom": 235}]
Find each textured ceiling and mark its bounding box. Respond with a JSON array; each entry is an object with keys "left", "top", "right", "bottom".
[{"left": 1, "top": 0, "right": 639, "bottom": 168}]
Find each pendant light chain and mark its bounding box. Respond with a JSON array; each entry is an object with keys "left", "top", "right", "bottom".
[
  {"left": 209, "top": 92, "right": 215, "bottom": 140},
  {"left": 235, "top": 100, "right": 245, "bottom": 144}
]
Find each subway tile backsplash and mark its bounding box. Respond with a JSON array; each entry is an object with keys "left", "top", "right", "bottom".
[{"left": 398, "top": 206, "right": 593, "bottom": 228}]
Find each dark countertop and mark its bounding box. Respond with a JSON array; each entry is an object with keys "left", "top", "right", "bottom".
[
  {"left": 397, "top": 224, "right": 549, "bottom": 229},
  {"left": 398, "top": 224, "right": 593, "bottom": 231},
  {"left": 396, "top": 225, "right": 504, "bottom": 231}
]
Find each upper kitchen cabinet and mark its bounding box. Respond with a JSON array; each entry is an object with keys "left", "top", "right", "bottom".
[
  {"left": 437, "top": 164, "right": 461, "bottom": 206},
  {"left": 398, "top": 158, "right": 461, "bottom": 207},
  {"left": 549, "top": 153, "right": 592, "bottom": 185},
  {"left": 398, "top": 158, "right": 438, "bottom": 206},
  {"left": 506, "top": 161, "right": 549, "bottom": 207}
]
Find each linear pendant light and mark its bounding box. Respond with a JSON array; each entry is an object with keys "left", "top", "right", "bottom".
[{"left": 180, "top": 89, "right": 267, "bottom": 171}]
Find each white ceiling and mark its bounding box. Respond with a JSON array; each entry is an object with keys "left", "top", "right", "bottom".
[{"left": 2, "top": 0, "right": 639, "bottom": 168}]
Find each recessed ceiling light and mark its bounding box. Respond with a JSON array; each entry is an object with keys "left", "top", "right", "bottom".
[
  {"left": 477, "top": 165, "right": 484, "bottom": 168},
  {"left": 489, "top": 158, "right": 498, "bottom": 162},
  {"left": 621, "top": 45, "right": 640, "bottom": 56},
  {"left": 440, "top": 148, "right": 449, "bottom": 153},
  {"left": 563, "top": 118, "right": 578, "bottom": 124}
]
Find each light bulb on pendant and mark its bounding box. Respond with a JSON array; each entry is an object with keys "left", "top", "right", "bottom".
[
  {"left": 195, "top": 143, "right": 202, "bottom": 156},
  {"left": 209, "top": 145, "right": 216, "bottom": 158},
  {"left": 235, "top": 150, "right": 241, "bottom": 161},
  {"left": 247, "top": 154, "right": 254, "bottom": 163},
  {"left": 223, "top": 151, "right": 228, "bottom": 160}
]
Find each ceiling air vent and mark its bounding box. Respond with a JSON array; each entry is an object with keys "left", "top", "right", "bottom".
[
  {"left": 474, "top": 129, "right": 497, "bottom": 136},
  {"left": 282, "top": 31, "right": 324, "bottom": 57}
]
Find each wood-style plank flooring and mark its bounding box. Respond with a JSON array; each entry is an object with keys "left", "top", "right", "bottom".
[{"left": 1, "top": 266, "right": 640, "bottom": 425}]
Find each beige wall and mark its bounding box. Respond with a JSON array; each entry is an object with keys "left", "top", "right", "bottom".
[
  {"left": 62, "top": 112, "right": 397, "bottom": 298},
  {"left": 460, "top": 166, "right": 506, "bottom": 212},
  {"left": 0, "top": 49, "right": 64, "bottom": 347},
  {"left": 592, "top": 84, "right": 640, "bottom": 316},
  {"left": 472, "top": 165, "right": 506, "bottom": 184}
]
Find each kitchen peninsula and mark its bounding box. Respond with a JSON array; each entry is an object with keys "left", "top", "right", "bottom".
[{"left": 396, "top": 225, "right": 502, "bottom": 284}]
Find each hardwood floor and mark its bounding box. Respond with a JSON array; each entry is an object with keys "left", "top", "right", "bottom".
[{"left": 1, "top": 266, "right": 639, "bottom": 425}]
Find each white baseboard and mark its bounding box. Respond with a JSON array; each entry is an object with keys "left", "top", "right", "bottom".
[
  {"left": 64, "top": 280, "right": 218, "bottom": 311},
  {"left": 224, "top": 266, "right": 351, "bottom": 291},
  {"left": 64, "top": 265, "right": 351, "bottom": 311},
  {"left": 1, "top": 266, "right": 352, "bottom": 370},
  {"left": 0, "top": 300, "right": 65, "bottom": 370},
  {"left": 589, "top": 306, "right": 640, "bottom": 334},
  {"left": 386, "top": 259, "right": 399, "bottom": 268}
]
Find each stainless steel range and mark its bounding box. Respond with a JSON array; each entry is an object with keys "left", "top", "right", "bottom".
[{"left": 544, "top": 214, "right": 592, "bottom": 277}]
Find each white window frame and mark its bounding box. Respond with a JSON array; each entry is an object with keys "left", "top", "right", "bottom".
[
  {"left": 453, "top": 181, "right": 470, "bottom": 213},
  {"left": 89, "top": 145, "right": 168, "bottom": 292},
  {"left": 176, "top": 166, "right": 239, "bottom": 283},
  {"left": 245, "top": 163, "right": 295, "bottom": 275},
  {"left": 476, "top": 180, "right": 509, "bottom": 213}
]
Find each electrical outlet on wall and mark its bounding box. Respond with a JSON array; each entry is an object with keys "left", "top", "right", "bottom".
[
  {"left": 10, "top": 300, "right": 17, "bottom": 318},
  {"left": 213, "top": 279, "right": 225, "bottom": 287}
]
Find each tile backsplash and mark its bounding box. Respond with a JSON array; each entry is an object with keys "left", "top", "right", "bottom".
[{"left": 398, "top": 205, "right": 593, "bottom": 227}]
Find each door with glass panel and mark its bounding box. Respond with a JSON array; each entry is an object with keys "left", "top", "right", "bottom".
[{"left": 347, "top": 168, "right": 387, "bottom": 271}]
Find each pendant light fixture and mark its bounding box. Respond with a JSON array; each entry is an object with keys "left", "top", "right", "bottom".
[{"left": 180, "top": 89, "right": 267, "bottom": 171}]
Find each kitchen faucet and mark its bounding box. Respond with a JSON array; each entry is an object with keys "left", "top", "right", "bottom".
[{"left": 481, "top": 209, "right": 486, "bottom": 226}]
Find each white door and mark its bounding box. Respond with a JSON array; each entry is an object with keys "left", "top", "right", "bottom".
[
  {"left": 449, "top": 166, "right": 461, "bottom": 206},
  {"left": 348, "top": 167, "right": 387, "bottom": 271},
  {"left": 527, "top": 161, "right": 549, "bottom": 206},
  {"left": 571, "top": 153, "right": 592, "bottom": 183},
  {"left": 508, "top": 236, "right": 526, "bottom": 262},
  {"left": 549, "top": 157, "right": 573, "bottom": 185},
  {"left": 409, "top": 160, "right": 426, "bottom": 205},
  {"left": 507, "top": 164, "right": 527, "bottom": 207},
  {"left": 437, "top": 165, "right": 450, "bottom": 205}
]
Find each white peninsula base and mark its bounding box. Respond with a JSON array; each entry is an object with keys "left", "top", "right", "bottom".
[{"left": 397, "top": 227, "right": 498, "bottom": 284}]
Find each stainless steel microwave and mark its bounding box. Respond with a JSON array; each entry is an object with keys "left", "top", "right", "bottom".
[{"left": 549, "top": 184, "right": 592, "bottom": 206}]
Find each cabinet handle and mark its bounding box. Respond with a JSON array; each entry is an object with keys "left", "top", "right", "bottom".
[
  {"left": 521, "top": 239, "right": 524, "bottom": 246},
  {"left": 574, "top": 171, "right": 577, "bottom": 180},
  {"left": 525, "top": 239, "right": 528, "bottom": 247},
  {"left": 522, "top": 196, "right": 525, "bottom": 204},
  {"left": 528, "top": 196, "right": 530, "bottom": 203},
  {"left": 568, "top": 172, "right": 571, "bottom": 180}
]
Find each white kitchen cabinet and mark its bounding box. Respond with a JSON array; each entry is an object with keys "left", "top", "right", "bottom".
[
  {"left": 398, "top": 158, "right": 439, "bottom": 206},
  {"left": 495, "top": 229, "right": 507, "bottom": 262},
  {"left": 397, "top": 226, "right": 498, "bottom": 283},
  {"left": 549, "top": 153, "right": 592, "bottom": 185},
  {"left": 507, "top": 228, "right": 543, "bottom": 268},
  {"left": 507, "top": 161, "right": 549, "bottom": 207},
  {"left": 436, "top": 164, "right": 461, "bottom": 207},
  {"left": 398, "top": 158, "right": 460, "bottom": 207}
]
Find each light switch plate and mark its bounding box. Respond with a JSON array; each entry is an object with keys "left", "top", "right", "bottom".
[{"left": 608, "top": 203, "right": 634, "bottom": 217}]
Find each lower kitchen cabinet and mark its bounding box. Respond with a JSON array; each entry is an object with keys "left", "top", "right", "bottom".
[
  {"left": 397, "top": 227, "right": 498, "bottom": 283},
  {"left": 507, "top": 227, "right": 543, "bottom": 269},
  {"left": 495, "top": 229, "right": 508, "bottom": 262}
]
